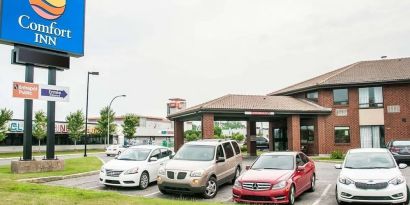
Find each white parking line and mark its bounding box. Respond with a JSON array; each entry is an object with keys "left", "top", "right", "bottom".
[
  {"left": 144, "top": 191, "right": 161, "bottom": 197},
  {"left": 312, "top": 184, "right": 332, "bottom": 205}
]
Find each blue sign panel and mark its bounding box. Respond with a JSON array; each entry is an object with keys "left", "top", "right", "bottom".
[{"left": 0, "top": 0, "right": 85, "bottom": 56}]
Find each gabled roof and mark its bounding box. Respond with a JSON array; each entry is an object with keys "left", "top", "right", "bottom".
[
  {"left": 167, "top": 94, "right": 331, "bottom": 119},
  {"left": 269, "top": 58, "right": 410, "bottom": 95}
]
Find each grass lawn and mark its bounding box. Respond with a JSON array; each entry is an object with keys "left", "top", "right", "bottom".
[
  {"left": 0, "top": 156, "right": 103, "bottom": 180},
  {"left": 0, "top": 179, "right": 221, "bottom": 205},
  {"left": 0, "top": 149, "right": 104, "bottom": 159}
]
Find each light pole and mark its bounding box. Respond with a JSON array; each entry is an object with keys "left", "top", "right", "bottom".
[
  {"left": 107, "top": 95, "right": 126, "bottom": 147},
  {"left": 84, "top": 71, "right": 99, "bottom": 157}
]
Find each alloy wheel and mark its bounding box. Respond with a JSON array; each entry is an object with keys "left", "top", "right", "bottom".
[
  {"left": 289, "top": 186, "right": 295, "bottom": 205},
  {"left": 205, "top": 179, "right": 217, "bottom": 198},
  {"left": 139, "top": 172, "right": 149, "bottom": 189}
]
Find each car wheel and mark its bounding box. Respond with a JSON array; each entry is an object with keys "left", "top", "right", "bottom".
[
  {"left": 230, "top": 167, "right": 241, "bottom": 185},
  {"left": 117, "top": 151, "right": 121, "bottom": 155},
  {"left": 335, "top": 186, "right": 345, "bottom": 205},
  {"left": 403, "top": 186, "right": 410, "bottom": 205},
  {"left": 203, "top": 177, "right": 218, "bottom": 199},
  {"left": 106, "top": 154, "right": 110, "bottom": 157},
  {"left": 288, "top": 185, "right": 295, "bottom": 205},
  {"left": 308, "top": 174, "right": 316, "bottom": 192},
  {"left": 139, "top": 172, "right": 149, "bottom": 190}
]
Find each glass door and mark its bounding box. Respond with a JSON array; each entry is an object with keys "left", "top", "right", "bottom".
[{"left": 274, "top": 128, "right": 287, "bottom": 151}]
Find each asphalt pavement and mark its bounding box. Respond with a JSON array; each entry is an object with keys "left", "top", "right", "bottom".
[{"left": 45, "top": 154, "right": 410, "bottom": 205}]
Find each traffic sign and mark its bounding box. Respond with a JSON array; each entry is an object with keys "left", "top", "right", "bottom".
[{"left": 12, "top": 82, "right": 69, "bottom": 102}]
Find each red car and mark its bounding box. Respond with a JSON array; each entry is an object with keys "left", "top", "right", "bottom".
[{"left": 232, "top": 152, "right": 315, "bottom": 205}]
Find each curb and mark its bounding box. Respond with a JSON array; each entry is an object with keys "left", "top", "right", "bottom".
[
  {"left": 17, "top": 170, "right": 100, "bottom": 183},
  {"left": 313, "top": 160, "right": 343, "bottom": 163},
  {"left": 0, "top": 152, "right": 105, "bottom": 160}
]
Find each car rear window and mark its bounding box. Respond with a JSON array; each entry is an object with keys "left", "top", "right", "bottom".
[
  {"left": 393, "top": 141, "right": 410, "bottom": 146},
  {"left": 223, "top": 142, "right": 235, "bottom": 159},
  {"left": 231, "top": 141, "right": 240, "bottom": 155}
]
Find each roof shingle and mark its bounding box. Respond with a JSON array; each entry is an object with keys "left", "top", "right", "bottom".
[{"left": 270, "top": 58, "right": 410, "bottom": 95}]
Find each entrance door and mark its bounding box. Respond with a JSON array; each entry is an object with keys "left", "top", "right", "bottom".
[
  {"left": 274, "top": 128, "right": 287, "bottom": 151},
  {"left": 300, "top": 125, "right": 314, "bottom": 155}
]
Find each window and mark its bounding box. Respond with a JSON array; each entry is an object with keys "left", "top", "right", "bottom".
[
  {"left": 231, "top": 141, "right": 240, "bottom": 155},
  {"left": 223, "top": 142, "right": 234, "bottom": 159},
  {"left": 299, "top": 153, "right": 310, "bottom": 164},
  {"left": 216, "top": 145, "right": 225, "bottom": 159},
  {"left": 359, "top": 87, "right": 383, "bottom": 108},
  {"left": 296, "top": 155, "right": 305, "bottom": 167},
  {"left": 301, "top": 125, "right": 314, "bottom": 144},
  {"left": 150, "top": 149, "right": 161, "bottom": 159},
  {"left": 333, "top": 89, "right": 348, "bottom": 105},
  {"left": 306, "top": 91, "right": 318, "bottom": 102},
  {"left": 360, "top": 126, "right": 385, "bottom": 148},
  {"left": 160, "top": 149, "right": 172, "bottom": 158},
  {"left": 335, "top": 127, "right": 350, "bottom": 144}
]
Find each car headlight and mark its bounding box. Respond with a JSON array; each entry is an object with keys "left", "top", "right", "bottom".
[
  {"left": 389, "top": 176, "right": 406, "bottom": 185},
  {"left": 272, "top": 180, "right": 287, "bottom": 190},
  {"left": 234, "top": 179, "right": 242, "bottom": 188},
  {"left": 124, "top": 167, "right": 139, "bottom": 175},
  {"left": 158, "top": 167, "right": 166, "bottom": 175},
  {"left": 338, "top": 176, "right": 354, "bottom": 185},
  {"left": 100, "top": 167, "right": 105, "bottom": 173},
  {"left": 190, "top": 170, "right": 205, "bottom": 177}
]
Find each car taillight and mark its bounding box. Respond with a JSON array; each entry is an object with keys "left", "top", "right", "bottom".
[{"left": 390, "top": 147, "right": 400, "bottom": 153}]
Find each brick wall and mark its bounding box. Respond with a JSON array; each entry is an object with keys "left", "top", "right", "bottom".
[
  {"left": 202, "top": 113, "right": 214, "bottom": 139},
  {"left": 383, "top": 84, "right": 410, "bottom": 142}
]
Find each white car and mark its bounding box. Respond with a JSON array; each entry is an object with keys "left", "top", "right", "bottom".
[
  {"left": 105, "top": 145, "right": 128, "bottom": 156},
  {"left": 100, "top": 145, "right": 173, "bottom": 189},
  {"left": 335, "top": 148, "right": 409, "bottom": 205}
]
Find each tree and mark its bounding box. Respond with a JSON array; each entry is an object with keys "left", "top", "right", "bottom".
[
  {"left": 231, "top": 133, "right": 245, "bottom": 142},
  {"left": 0, "top": 108, "right": 13, "bottom": 142},
  {"left": 33, "top": 110, "right": 47, "bottom": 152},
  {"left": 122, "top": 114, "right": 140, "bottom": 141},
  {"left": 184, "top": 130, "right": 201, "bottom": 142},
  {"left": 96, "top": 107, "right": 117, "bottom": 144},
  {"left": 66, "top": 110, "right": 85, "bottom": 150},
  {"left": 221, "top": 121, "right": 245, "bottom": 130},
  {"left": 214, "top": 126, "right": 222, "bottom": 137}
]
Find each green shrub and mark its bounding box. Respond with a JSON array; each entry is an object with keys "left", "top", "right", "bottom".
[
  {"left": 231, "top": 133, "right": 245, "bottom": 142},
  {"left": 330, "top": 150, "right": 344, "bottom": 159},
  {"left": 241, "top": 145, "right": 247, "bottom": 153}
]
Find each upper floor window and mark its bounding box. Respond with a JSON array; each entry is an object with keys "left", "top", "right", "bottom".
[
  {"left": 359, "top": 87, "right": 383, "bottom": 108},
  {"left": 333, "top": 89, "right": 348, "bottom": 105},
  {"left": 306, "top": 91, "right": 318, "bottom": 102}
]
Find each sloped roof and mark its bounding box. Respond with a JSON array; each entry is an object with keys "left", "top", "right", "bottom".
[
  {"left": 270, "top": 58, "right": 410, "bottom": 95},
  {"left": 167, "top": 94, "right": 331, "bottom": 119}
]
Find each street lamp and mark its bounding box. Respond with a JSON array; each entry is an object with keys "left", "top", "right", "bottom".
[
  {"left": 107, "top": 95, "right": 126, "bottom": 147},
  {"left": 84, "top": 71, "right": 99, "bottom": 157}
]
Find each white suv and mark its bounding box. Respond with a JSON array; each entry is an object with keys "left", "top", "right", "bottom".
[
  {"left": 335, "top": 148, "right": 409, "bottom": 205},
  {"left": 157, "top": 139, "right": 243, "bottom": 198}
]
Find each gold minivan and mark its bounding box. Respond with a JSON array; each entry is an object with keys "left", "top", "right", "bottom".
[{"left": 157, "top": 139, "right": 243, "bottom": 198}]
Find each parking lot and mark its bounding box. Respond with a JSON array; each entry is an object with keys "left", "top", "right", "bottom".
[{"left": 46, "top": 154, "right": 410, "bottom": 205}]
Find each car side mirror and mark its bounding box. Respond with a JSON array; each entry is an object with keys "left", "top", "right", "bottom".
[
  {"left": 150, "top": 157, "right": 158, "bottom": 162},
  {"left": 297, "top": 166, "right": 305, "bottom": 172},
  {"left": 399, "top": 163, "right": 407, "bottom": 169},
  {"left": 335, "top": 164, "right": 342, "bottom": 169},
  {"left": 216, "top": 157, "right": 225, "bottom": 163},
  {"left": 245, "top": 165, "right": 251, "bottom": 170}
]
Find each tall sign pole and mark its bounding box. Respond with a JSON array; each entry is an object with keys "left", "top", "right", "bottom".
[
  {"left": 46, "top": 68, "right": 56, "bottom": 159},
  {"left": 23, "top": 65, "right": 34, "bottom": 160}
]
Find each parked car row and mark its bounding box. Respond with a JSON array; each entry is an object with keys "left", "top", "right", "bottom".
[{"left": 100, "top": 139, "right": 410, "bottom": 205}]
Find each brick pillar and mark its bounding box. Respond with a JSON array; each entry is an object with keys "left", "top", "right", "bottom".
[
  {"left": 174, "top": 120, "right": 184, "bottom": 152},
  {"left": 269, "top": 122, "right": 275, "bottom": 151},
  {"left": 202, "top": 113, "right": 214, "bottom": 139},
  {"left": 314, "top": 116, "right": 326, "bottom": 155},
  {"left": 287, "top": 115, "right": 301, "bottom": 151},
  {"left": 247, "top": 121, "right": 257, "bottom": 156}
]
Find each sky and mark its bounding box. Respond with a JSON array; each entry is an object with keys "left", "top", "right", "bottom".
[{"left": 1, "top": 0, "right": 410, "bottom": 121}]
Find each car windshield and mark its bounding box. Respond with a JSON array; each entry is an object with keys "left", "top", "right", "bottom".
[
  {"left": 117, "top": 148, "right": 151, "bottom": 161},
  {"left": 252, "top": 155, "right": 294, "bottom": 170},
  {"left": 344, "top": 152, "right": 395, "bottom": 169},
  {"left": 393, "top": 141, "right": 410, "bottom": 146},
  {"left": 173, "top": 145, "right": 215, "bottom": 161}
]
